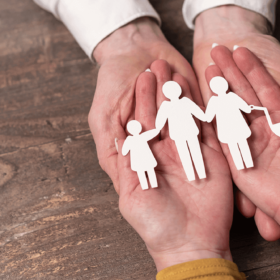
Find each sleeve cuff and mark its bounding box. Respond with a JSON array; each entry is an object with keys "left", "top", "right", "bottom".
[
  {"left": 182, "top": 0, "right": 277, "bottom": 29},
  {"left": 34, "top": 0, "right": 161, "bottom": 60},
  {"left": 156, "top": 258, "right": 246, "bottom": 280}
]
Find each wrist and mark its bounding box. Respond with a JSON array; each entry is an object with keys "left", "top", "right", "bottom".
[
  {"left": 149, "top": 245, "right": 232, "bottom": 272},
  {"left": 93, "top": 17, "right": 166, "bottom": 65},
  {"left": 194, "top": 5, "right": 271, "bottom": 47}
]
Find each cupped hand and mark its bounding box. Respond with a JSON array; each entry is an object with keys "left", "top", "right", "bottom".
[
  {"left": 192, "top": 5, "right": 280, "bottom": 240},
  {"left": 117, "top": 60, "right": 233, "bottom": 271},
  {"left": 88, "top": 18, "right": 200, "bottom": 193},
  {"left": 205, "top": 45, "right": 280, "bottom": 241}
]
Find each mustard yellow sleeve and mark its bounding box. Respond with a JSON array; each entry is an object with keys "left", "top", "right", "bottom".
[{"left": 156, "top": 258, "right": 246, "bottom": 280}]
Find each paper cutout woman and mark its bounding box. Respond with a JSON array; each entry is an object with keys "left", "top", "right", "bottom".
[
  {"left": 206, "top": 76, "right": 253, "bottom": 170},
  {"left": 155, "top": 81, "right": 206, "bottom": 181},
  {"left": 122, "top": 120, "right": 159, "bottom": 190}
]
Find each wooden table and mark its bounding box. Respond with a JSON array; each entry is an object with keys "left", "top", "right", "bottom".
[{"left": 1, "top": 1, "right": 280, "bottom": 279}]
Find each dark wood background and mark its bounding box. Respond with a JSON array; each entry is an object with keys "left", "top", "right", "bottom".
[{"left": 1, "top": 0, "right": 280, "bottom": 279}]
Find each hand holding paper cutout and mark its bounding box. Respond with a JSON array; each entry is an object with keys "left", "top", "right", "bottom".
[
  {"left": 117, "top": 61, "right": 233, "bottom": 271},
  {"left": 88, "top": 18, "right": 201, "bottom": 194},
  {"left": 156, "top": 81, "right": 206, "bottom": 181},
  {"left": 205, "top": 46, "right": 280, "bottom": 240}
]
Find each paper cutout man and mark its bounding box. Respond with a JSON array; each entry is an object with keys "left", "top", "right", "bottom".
[
  {"left": 206, "top": 76, "right": 253, "bottom": 170},
  {"left": 122, "top": 120, "right": 159, "bottom": 190},
  {"left": 155, "top": 81, "right": 206, "bottom": 181}
]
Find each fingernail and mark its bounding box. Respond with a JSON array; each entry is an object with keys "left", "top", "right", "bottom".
[
  {"left": 209, "top": 62, "right": 215, "bottom": 66},
  {"left": 145, "top": 68, "right": 151, "bottom": 72},
  {"left": 212, "top": 43, "right": 219, "bottom": 48},
  {"left": 115, "top": 138, "right": 118, "bottom": 153},
  {"left": 233, "top": 45, "right": 240, "bottom": 51}
]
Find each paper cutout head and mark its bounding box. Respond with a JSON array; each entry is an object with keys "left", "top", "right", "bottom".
[
  {"left": 127, "top": 120, "right": 142, "bottom": 135},
  {"left": 210, "top": 76, "right": 228, "bottom": 95},
  {"left": 162, "top": 81, "right": 182, "bottom": 100}
]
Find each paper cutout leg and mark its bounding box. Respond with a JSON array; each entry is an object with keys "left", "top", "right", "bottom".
[
  {"left": 175, "top": 140, "right": 195, "bottom": 181},
  {"left": 137, "top": 171, "right": 149, "bottom": 190},
  {"left": 147, "top": 169, "right": 158, "bottom": 188},
  {"left": 228, "top": 142, "right": 244, "bottom": 170},
  {"left": 238, "top": 139, "right": 254, "bottom": 168},
  {"left": 188, "top": 136, "right": 206, "bottom": 179}
]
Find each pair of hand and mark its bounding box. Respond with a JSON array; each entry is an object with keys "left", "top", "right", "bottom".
[{"left": 88, "top": 6, "right": 280, "bottom": 270}]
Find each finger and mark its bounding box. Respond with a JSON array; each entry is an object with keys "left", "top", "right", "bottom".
[
  {"left": 167, "top": 52, "right": 204, "bottom": 107},
  {"left": 235, "top": 189, "right": 256, "bottom": 218},
  {"left": 150, "top": 59, "right": 172, "bottom": 139},
  {"left": 233, "top": 46, "right": 280, "bottom": 112},
  {"left": 255, "top": 208, "right": 280, "bottom": 241},
  {"left": 204, "top": 63, "right": 225, "bottom": 131},
  {"left": 211, "top": 45, "right": 263, "bottom": 122},
  {"left": 135, "top": 72, "right": 158, "bottom": 132},
  {"left": 150, "top": 59, "right": 172, "bottom": 109},
  {"left": 172, "top": 73, "right": 193, "bottom": 100},
  {"left": 117, "top": 139, "right": 139, "bottom": 196}
]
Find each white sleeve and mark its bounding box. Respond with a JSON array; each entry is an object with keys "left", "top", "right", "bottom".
[
  {"left": 182, "top": 0, "right": 277, "bottom": 29},
  {"left": 33, "top": 0, "right": 161, "bottom": 59}
]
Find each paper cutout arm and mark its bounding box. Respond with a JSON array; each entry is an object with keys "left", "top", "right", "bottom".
[
  {"left": 155, "top": 101, "right": 169, "bottom": 130},
  {"left": 231, "top": 92, "right": 251, "bottom": 113},
  {"left": 142, "top": 129, "right": 160, "bottom": 141},
  {"left": 122, "top": 136, "right": 131, "bottom": 156},
  {"left": 205, "top": 97, "right": 216, "bottom": 123},
  {"left": 185, "top": 98, "right": 206, "bottom": 122}
]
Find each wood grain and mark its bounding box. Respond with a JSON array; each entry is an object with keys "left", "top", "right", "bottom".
[{"left": 0, "top": 0, "right": 280, "bottom": 279}]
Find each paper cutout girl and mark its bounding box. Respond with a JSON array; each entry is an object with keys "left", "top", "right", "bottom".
[
  {"left": 206, "top": 76, "right": 253, "bottom": 170},
  {"left": 122, "top": 120, "right": 159, "bottom": 190}
]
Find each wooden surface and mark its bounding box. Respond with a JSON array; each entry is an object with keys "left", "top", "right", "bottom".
[{"left": 1, "top": 0, "right": 280, "bottom": 279}]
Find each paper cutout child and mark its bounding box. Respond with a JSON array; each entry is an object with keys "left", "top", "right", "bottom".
[
  {"left": 155, "top": 81, "right": 206, "bottom": 181},
  {"left": 122, "top": 120, "right": 159, "bottom": 190},
  {"left": 206, "top": 76, "right": 253, "bottom": 170}
]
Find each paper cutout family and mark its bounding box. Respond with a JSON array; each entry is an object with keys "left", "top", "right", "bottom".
[{"left": 122, "top": 76, "right": 279, "bottom": 190}]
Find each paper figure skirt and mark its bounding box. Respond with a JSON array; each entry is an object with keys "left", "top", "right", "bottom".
[{"left": 130, "top": 141, "right": 157, "bottom": 172}]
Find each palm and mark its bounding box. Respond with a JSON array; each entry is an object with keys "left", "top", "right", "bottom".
[
  {"left": 117, "top": 61, "right": 233, "bottom": 261},
  {"left": 202, "top": 40, "right": 280, "bottom": 237}
]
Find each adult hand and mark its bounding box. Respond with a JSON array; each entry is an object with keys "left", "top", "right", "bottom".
[
  {"left": 117, "top": 60, "right": 233, "bottom": 271},
  {"left": 88, "top": 17, "right": 200, "bottom": 193},
  {"left": 205, "top": 45, "right": 280, "bottom": 241},
  {"left": 192, "top": 5, "right": 280, "bottom": 240}
]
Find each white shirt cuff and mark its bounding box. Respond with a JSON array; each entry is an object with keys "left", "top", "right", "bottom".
[
  {"left": 33, "top": 0, "right": 161, "bottom": 59},
  {"left": 183, "top": 0, "right": 277, "bottom": 29}
]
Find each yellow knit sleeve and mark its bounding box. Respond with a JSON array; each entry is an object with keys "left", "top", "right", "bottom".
[{"left": 156, "top": 258, "right": 246, "bottom": 280}]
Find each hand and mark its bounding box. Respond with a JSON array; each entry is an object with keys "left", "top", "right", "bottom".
[
  {"left": 205, "top": 45, "right": 280, "bottom": 241},
  {"left": 192, "top": 5, "right": 280, "bottom": 240},
  {"left": 88, "top": 17, "right": 200, "bottom": 193},
  {"left": 117, "top": 60, "right": 233, "bottom": 271}
]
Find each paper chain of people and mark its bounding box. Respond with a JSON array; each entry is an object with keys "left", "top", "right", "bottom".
[{"left": 122, "top": 76, "right": 280, "bottom": 190}]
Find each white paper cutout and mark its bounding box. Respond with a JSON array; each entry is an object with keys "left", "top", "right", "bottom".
[
  {"left": 122, "top": 120, "right": 159, "bottom": 190},
  {"left": 206, "top": 77, "right": 253, "bottom": 170},
  {"left": 250, "top": 105, "right": 280, "bottom": 137},
  {"left": 155, "top": 81, "right": 206, "bottom": 181}
]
